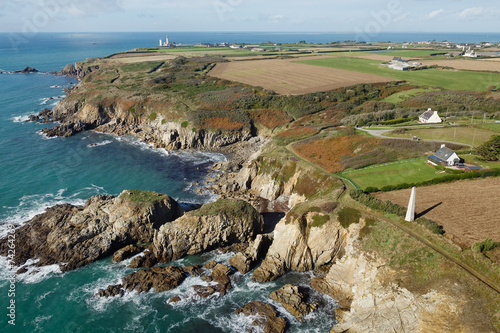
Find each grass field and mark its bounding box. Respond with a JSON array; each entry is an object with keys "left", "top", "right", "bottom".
[
  {"left": 344, "top": 157, "right": 443, "bottom": 190},
  {"left": 208, "top": 58, "right": 396, "bottom": 95},
  {"left": 375, "top": 177, "right": 500, "bottom": 246},
  {"left": 385, "top": 126, "right": 497, "bottom": 146},
  {"left": 382, "top": 88, "right": 438, "bottom": 103},
  {"left": 369, "top": 49, "right": 449, "bottom": 57},
  {"left": 295, "top": 57, "right": 500, "bottom": 91}
]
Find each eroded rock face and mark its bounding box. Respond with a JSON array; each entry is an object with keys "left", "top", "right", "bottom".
[
  {"left": 253, "top": 213, "right": 346, "bottom": 283},
  {"left": 153, "top": 199, "right": 263, "bottom": 262},
  {"left": 269, "top": 284, "right": 317, "bottom": 322},
  {"left": 229, "top": 234, "right": 273, "bottom": 274},
  {"left": 236, "top": 301, "right": 287, "bottom": 333},
  {"left": 0, "top": 190, "right": 183, "bottom": 272},
  {"left": 122, "top": 265, "right": 186, "bottom": 293},
  {"left": 313, "top": 222, "right": 468, "bottom": 333}
]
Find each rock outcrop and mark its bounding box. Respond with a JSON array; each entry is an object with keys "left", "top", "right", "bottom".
[
  {"left": 236, "top": 301, "right": 287, "bottom": 333},
  {"left": 269, "top": 284, "right": 317, "bottom": 322},
  {"left": 112, "top": 244, "right": 142, "bottom": 263},
  {"left": 153, "top": 199, "right": 263, "bottom": 262},
  {"left": 0, "top": 190, "right": 184, "bottom": 272},
  {"left": 229, "top": 234, "right": 273, "bottom": 274},
  {"left": 122, "top": 265, "right": 186, "bottom": 293},
  {"left": 253, "top": 212, "right": 346, "bottom": 283},
  {"left": 14, "top": 66, "right": 38, "bottom": 74},
  {"left": 312, "top": 222, "right": 468, "bottom": 333}
]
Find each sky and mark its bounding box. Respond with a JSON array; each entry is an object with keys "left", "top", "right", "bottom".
[{"left": 0, "top": 0, "right": 498, "bottom": 33}]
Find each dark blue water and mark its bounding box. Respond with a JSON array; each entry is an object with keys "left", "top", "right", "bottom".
[{"left": 1, "top": 31, "right": 494, "bottom": 332}]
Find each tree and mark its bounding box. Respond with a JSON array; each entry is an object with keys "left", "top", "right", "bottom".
[{"left": 476, "top": 135, "right": 500, "bottom": 161}]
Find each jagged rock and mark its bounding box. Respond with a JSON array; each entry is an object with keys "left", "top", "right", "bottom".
[
  {"left": 0, "top": 190, "right": 184, "bottom": 272},
  {"left": 269, "top": 284, "right": 317, "bottom": 322},
  {"left": 181, "top": 264, "right": 203, "bottom": 277},
  {"left": 41, "top": 120, "right": 90, "bottom": 137},
  {"left": 128, "top": 250, "right": 158, "bottom": 268},
  {"left": 112, "top": 245, "right": 141, "bottom": 263},
  {"left": 235, "top": 301, "right": 287, "bottom": 333},
  {"left": 153, "top": 199, "right": 263, "bottom": 263},
  {"left": 14, "top": 66, "right": 38, "bottom": 74},
  {"left": 203, "top": 260, "right": 218, "bottom": 270},
  {"left": 28, "top": 115, "right": 40, "bottom": 122},
  {"left": 122, "top": 265, "right": 186, "bottom": 293},
  {"left": 193, "top": 262, "right": 234, "bottom": 298},
  {"left": 98, "top": 284, "right": 124, "bottom": 298},
  {"left": 253, "top": 213, "right": 346, "bottom": 283},
  {"left": 229, "top": 234, "right": 272, "bottom": 274},
  {"left": 58, "top": 64, "right": 77, "bottom": 77}
]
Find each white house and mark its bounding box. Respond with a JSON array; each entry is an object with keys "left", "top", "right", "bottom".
[
  {"left": 428, "top": 145, "right": 460, "bottom": 166},
  {"left": 419, "top": 108, "right": 442, "bottom": 123},
  {"left": 463, "top": 47, "right": 477, "bottom": 58}
]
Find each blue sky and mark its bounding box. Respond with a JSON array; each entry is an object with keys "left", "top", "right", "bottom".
[{"left": 0, "top": 0, "right": 498, "bottom": 33}]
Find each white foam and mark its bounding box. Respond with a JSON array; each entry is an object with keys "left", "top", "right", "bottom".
[
  {"left": 87, "top": 140, "right": 112, "bottom": 148},
  {"left": 50, "top": 85, "right": 61, "bottom": 88},
  {"left": 11, "top": 115, "right": 30, "bottom": 123},
  {"left": 16, "top": 260, "right": 63, "bottom": 284}
]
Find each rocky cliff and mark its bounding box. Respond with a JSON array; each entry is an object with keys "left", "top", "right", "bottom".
[
  {"left": 0, "top": 190, "right": 183, "bottom": 272},
  {"left": 44, "top": 98, "right": 252, "bottom": 150},
  {"left": 253, "top": 211, "right": 346, "bottom": 283},
  {"left": 153, "top": 199, "right": 263, "bottom": 262}
]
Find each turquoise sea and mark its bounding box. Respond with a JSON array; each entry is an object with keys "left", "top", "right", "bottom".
[{"left": 1, "top": 32, "right": 499, "bottom": 332}]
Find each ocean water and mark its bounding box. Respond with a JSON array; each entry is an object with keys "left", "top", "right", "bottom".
[{"left": 0, "top": 31, "right": 496, "bottom": 332}]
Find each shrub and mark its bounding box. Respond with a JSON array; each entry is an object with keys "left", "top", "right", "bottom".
[
  {"left": 359, "top": 217, "right": 376, "bottom": 239},
  {"left": 364, "top": 186, "right": 379, "bottom": 193},
  {"left": 415, "top": 217, "right": 444, "bottom": 235},
  {"left": 181, "top": 121, "right": 189, "bottom": 128},
  {"left": 476, "top": 135, "right": 500, "bottom": 161},
  {"left": 161, "top": 119, "right": 167, "bottom": 124},
  {"left": 472, "top": 238, "right": 500, "bottom": 253},
  {"left": 338, "top": 207, "right": 361, "bottom": 228},
  {"left": 310, "top": 214, "right": 330, "bottom": 228},
  {"left": 148, "top": 112, "right": 157, "bottom": 121},
  {"left": 320, "top": 202, "right": 338, "bottom": 213}
]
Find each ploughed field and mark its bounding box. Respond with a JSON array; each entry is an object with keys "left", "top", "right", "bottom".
[
  {"left": 209, "top": 59, "right": 396, "bottom": 95},
  {"left": 374, "top": 177, "right": 500, "bottom": 247}
]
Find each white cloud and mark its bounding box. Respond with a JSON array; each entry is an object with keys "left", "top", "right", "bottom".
[
  {"left": 427, "top": 9, "right": 444, "bottom": 19},
  {"left": 458, "top": 7, "right": 484, "bottom": 19}
]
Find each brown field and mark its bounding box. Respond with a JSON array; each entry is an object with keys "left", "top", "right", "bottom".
[
  {"left": 375, "top": 178, "right": 500, "bottom": 246},
  {"left": 208, "top": 59, "right": 397, "bottom": 95},
  {"left": 418, "top": 59, "right": 500, "bottom": 72},
  {"left": 108, "top": 53, "right": 176, "bottom": 64}
]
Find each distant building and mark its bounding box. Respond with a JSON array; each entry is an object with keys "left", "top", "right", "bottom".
[
  {"left": 463, "top": 47, "right": 477, "bottom": 58},
  {"left": 428, "top": 145, "right": 460, "bottom": 167},
  {"left": 419, "top": 108, "right": 442, "bottom": 123},
  {"left": 229, "top": 44, "right": 241, "bottom": 49},
  {"left": 250, "top": 47, "right": 265, "bottom": 52},
  {"left": 388, "top": 57, "right": 423, "bottom": 71},
  {"left": 160, "top": 35, "right": 175, "bottom": 47}
]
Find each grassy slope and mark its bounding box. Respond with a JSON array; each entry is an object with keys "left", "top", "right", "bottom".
[
  {"left": 343, "top": 157, "right": 441, "bottom": 190},
  {"left": 295, "top": 57, "right": 500, "bottom": 91},
  {"left": 381, "top": 88, "right": 438, "bottom": 103}
]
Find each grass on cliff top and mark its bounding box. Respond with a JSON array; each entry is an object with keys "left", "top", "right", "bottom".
[
  {"left": 360, "top": 217, "right": 500, "bottom": 331},
  {"left": 120, "top": 190, "right": 167, "bottom": 205},
  {"left": 189, "top": 199, "right": 259, "bottom": 219}
]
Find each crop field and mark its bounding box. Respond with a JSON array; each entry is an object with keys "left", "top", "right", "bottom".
[
  {"left": 418, "top": 59, "right": 500, "bottom": 72},
  {"left": 374, "top": 177, "right": 500, "bottom": 246},
  {"left": 369, "top": 49, "right": 449, "bottom": 57},
  {"left": 296, "top": 57, "right": 500, "bottom": 91},
  {"left": 208, "top": 59, "right": 397, "bottom": 95},
  {"left": 385, "top": 126, "right": 497, "bottom": 146},
  {"left": 344, "top": 157, "right": 442, "bottom": 190}
]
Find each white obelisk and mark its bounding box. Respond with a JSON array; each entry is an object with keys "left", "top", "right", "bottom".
[{"left": 405, "top": 187, "right": 416, "bottom": 222}]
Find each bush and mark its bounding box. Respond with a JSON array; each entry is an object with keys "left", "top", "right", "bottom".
[
  {"left": 148, "top": 112, "right": 157, "bottom": 121},
  {"left": 364, "top": 186, "right": 379, "bottom": 193},
  {"left": 181, "top": 121, "right": 189, "bottom": 128},
  {"left": 415, "top": 217, "right": 444, "bottom": 235},
  {"left": 359, "top": 217, "right": 376, "bottom": 239},
  {"left": 472, "top": 238, "right": 500, "bottom": 253},
  {"left": 338, "top": 207, "right": 361, "bottom": 228},
  {"left": 310, "top": 214, "right": 330, "bottom": 228}
]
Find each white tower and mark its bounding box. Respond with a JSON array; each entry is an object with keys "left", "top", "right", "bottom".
[
  {"left": 405, "top": 187, "right": 416, "bottom": 222},
  {"left": 159, "top": 39, "right": 162, "bottom": 47},
  {"left": 166, "top": 35, "right": 169, "bottom": 46}
]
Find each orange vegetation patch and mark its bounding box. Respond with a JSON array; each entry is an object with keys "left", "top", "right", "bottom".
[
  {"left": 209, "top": 59, "right": 396, "bottom": 95},
  {"left": 294, "top": 134, "right": 380, "bottom": 173},
  {"left": 203, "top": 117, "right": 244, "bottom": 130},
  {"left": 374, "top": 178, "right": 500, "bottom": 247},
  {"left": 249, "top": 109, "right": 293, "bottom": 129},
  {"left": 277, "top": 126, "right": 318, "bottom": 138}
]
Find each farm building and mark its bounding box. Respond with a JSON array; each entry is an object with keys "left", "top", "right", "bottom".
[
  {"left": 419, "top": 108, "right": 442, "bottom": 123},
  {"left": 388, "top": 57, "right": 423, "bottom": 71},
  {"left": 428, "top": 145, "right": 461, "bottom": 166}
]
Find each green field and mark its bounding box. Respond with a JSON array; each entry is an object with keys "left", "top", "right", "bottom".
[
  {"left": 295, "top": 57, "right": 500, "bottom": 91},
  {"left": 382, "top": 88, "right": 439, "bottom": 103},
  {"left": 343, "top": 157, "right": 445, "bottom": 190},
  {"left": 385, "top": 126, "right": 497, "bottom": 147},
  {"left": 370, "top": 49, "right": 449, "bottom": 57}
]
